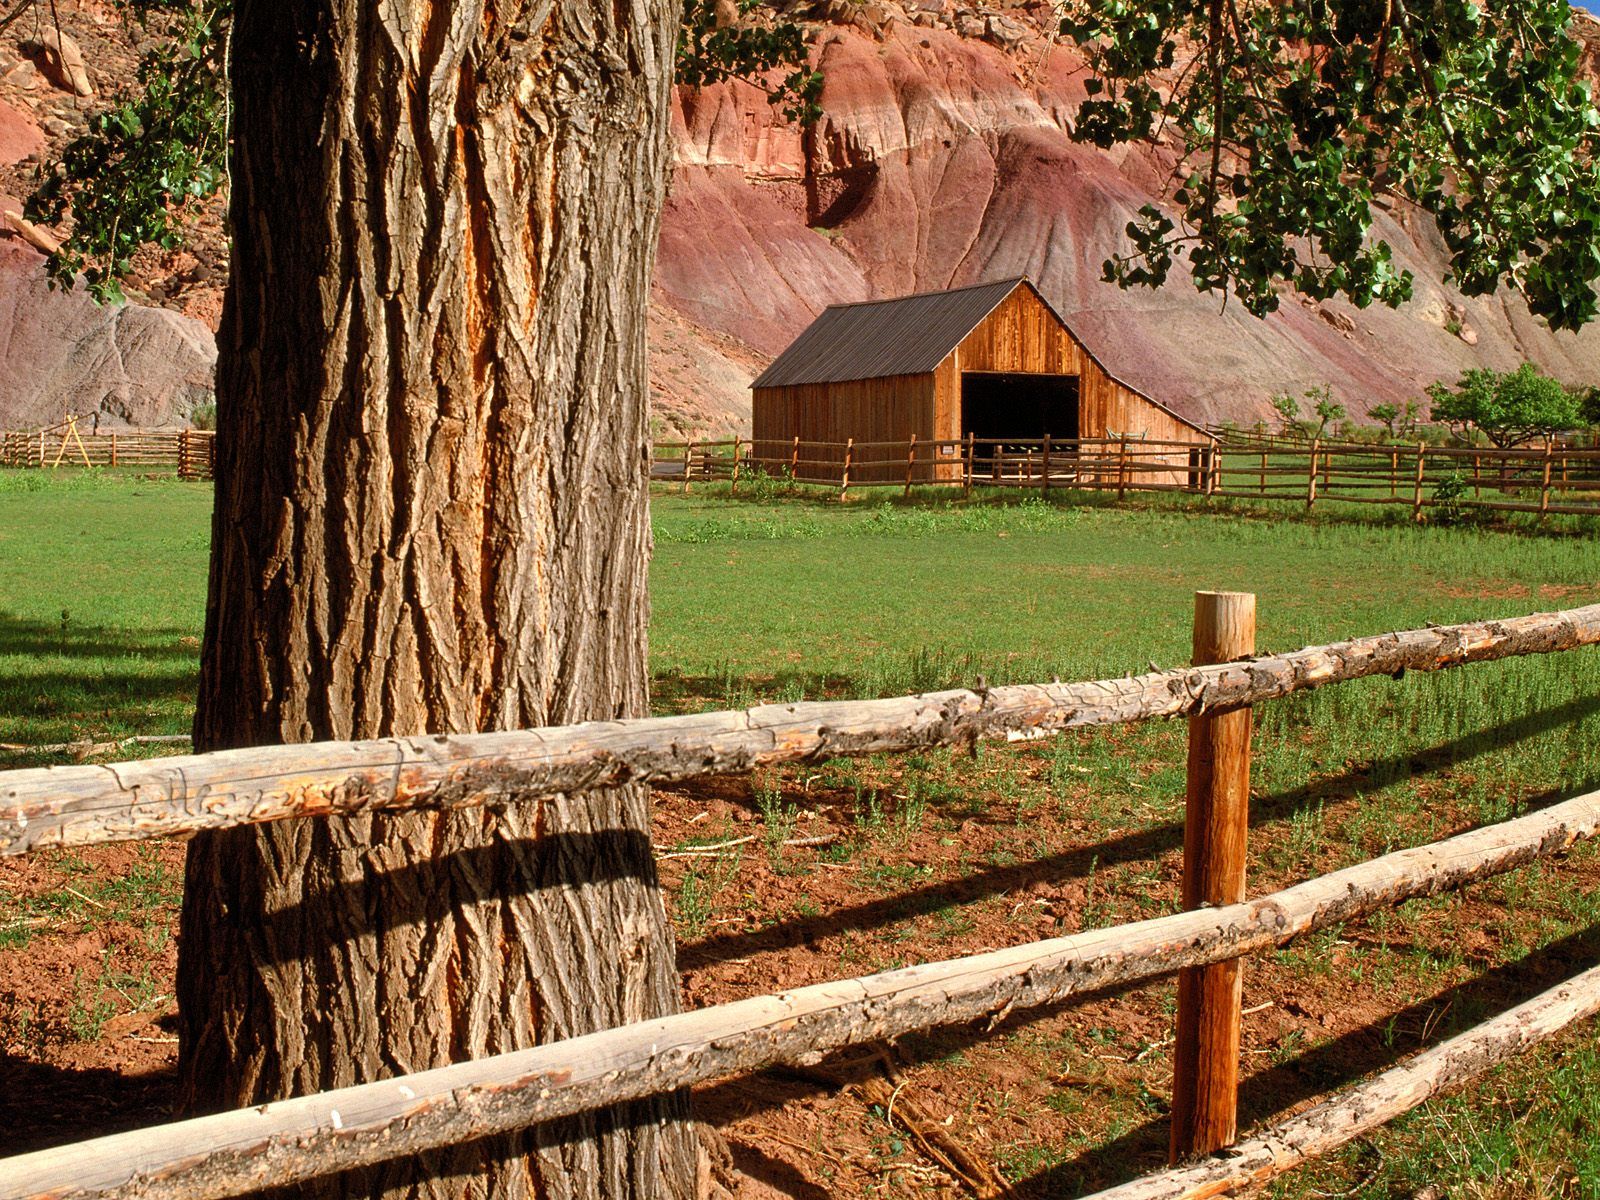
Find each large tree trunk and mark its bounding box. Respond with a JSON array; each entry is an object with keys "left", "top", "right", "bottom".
[{"left": 176, "top": 2, "right": 697, "bottom": 1197}]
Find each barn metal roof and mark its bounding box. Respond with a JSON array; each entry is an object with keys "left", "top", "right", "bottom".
[{"left": 750, "top": 277, "right": 1028, "bottom": 388}]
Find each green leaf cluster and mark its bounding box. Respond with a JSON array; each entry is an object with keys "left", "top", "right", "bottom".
[
  {"left": 29, "top": 0, "right": 820, "bottom": 301},
  {"left": 1425, "top": 363, "right": 1586, "bottom": 446},
  {"left": 677, "top": 0, "right": 822, "bottom": 125},
  {"left": 26, "top": 0, "right": 227, "bottom": 304},
  {"left": 1059, "top": 0, "right": 1600, "bottom": 329}
]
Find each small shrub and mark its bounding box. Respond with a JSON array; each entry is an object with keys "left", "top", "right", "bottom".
[
  {"left": 737, "top": 463, "right": 793, "bottom": 502},
  {"left": 1429, "top": 470, "right": 1474, "bottom": 526}
]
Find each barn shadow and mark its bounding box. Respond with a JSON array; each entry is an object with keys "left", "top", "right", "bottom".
[{"left": 677, "top": 691, "right": 1600, "bottom": 970}]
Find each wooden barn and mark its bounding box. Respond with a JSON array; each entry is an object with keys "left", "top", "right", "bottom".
[{"left": 750, "top": 277, "right": 1212, "bottom": 483}]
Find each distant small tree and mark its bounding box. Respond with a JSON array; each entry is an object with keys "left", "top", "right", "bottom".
[
  {"left": 1308, "top": 386, "right": 1346, "bottom": 440},
  {"left": 1426, "top": 364, "right": 1585, "bottom": 447},
  {"left": 1367, "top": 403, "right": 1401, "bottom": 439},
  {"left": 1580, "top": 386, "right": 1600, "bottom": 429},
  {"left": 1271, "top": 386, "right": 1343, "bottom": 438},
  {"left": 1270, "top": 392, "right": 1302, "bottom": 435}
]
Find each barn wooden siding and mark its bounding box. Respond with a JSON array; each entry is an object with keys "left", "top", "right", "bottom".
[
  {"left": 752, "top": 279, "right": 1210, "bottom": 484},
  {"left": 751, "top": 373, "right": 934, "bottom": 480}
]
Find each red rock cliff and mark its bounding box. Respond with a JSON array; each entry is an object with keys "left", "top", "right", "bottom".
[{"left": 653, "top": 5, "right": 1600, "bottom": 434}]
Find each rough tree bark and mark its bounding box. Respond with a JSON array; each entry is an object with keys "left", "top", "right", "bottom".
[{"left": 176, "top": 2, "right": 697, "bottom": 1198}]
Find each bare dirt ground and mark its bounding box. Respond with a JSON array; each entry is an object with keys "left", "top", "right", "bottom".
[{"left": 5, "top": 719, "right": 1598, "bottom": 1196}]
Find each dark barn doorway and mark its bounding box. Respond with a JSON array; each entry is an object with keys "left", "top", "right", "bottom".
[{"left": 961, "top": 372, "right": 1080, "bottom": 447}]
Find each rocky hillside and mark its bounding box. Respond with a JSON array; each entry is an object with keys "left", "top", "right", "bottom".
[
  {"left": 660, "top": 1, "right": 1600, "bottom": 432},
  {"left": 2, "top": 1, "right": 1598, "bottom": 433}
]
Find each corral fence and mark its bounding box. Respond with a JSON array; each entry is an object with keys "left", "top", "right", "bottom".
[
  {"left": 3, "top": 600, "right": 1600, "bottom": 1199},
  {"left": 652, "top": 433, "right": 1600, "bottom": 519},
  {"left": 10, "top": 427, "right": 1593, "bottom": 519},
  {"left": 1213, "top": 428, "right": 1600, "bottom": 519},
  {"left": 0, "top": 424, "right": 216, "bottom": 479},
  {"left": 653, "top": 434, "right": 1205, "bottom": 497}
]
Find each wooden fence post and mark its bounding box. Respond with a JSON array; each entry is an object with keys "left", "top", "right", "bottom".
[
  {"left": 905, "top": 433, "right": 917, "bottom": 497},
  {"left": 1412, "top": 442, "right": 1426, "bottom": 523},
  {"left": 1117, "top": 435, "right": 1129, "bottom": 502},
  {"left": 1305, "top": 438, "right": 1320, "bottom": 510},
  {"left": 963, "top": 432, "right": 974, "bottom": 498},
  {"left": 840, "top": 437, "right": 854, "bottom": 502},
  {"left": 1541, "top": 440, "right": 1553, "bottom": 521},
  {"left": 682, "top": 439, "right": 696, "bottom": 495},
  {"left": 789, "top": 436, "right": 800, "bottom": 484},
  {"left": 1170, "top": 590, "right": 1256, "bottom": 1163},
  {"left": 730, "top": 436, "right": 742, "bottom": 494},
  {"left": 1042, "top": 433, "right": 1052, "bottom": 497},
  {"left": 110, "top": 431, "right": 118, "bottom": 468},
  {"left": 1473, "top": 453, "right": 1482, "bottom": 500},
  {"left": 178, "top": 429, "right": 192, "bottom": 480},
  {"left": 1259, "top": 451, "right": 1267, "bottom": 497}
]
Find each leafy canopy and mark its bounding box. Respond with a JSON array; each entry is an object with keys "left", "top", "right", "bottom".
[
  {"left": 1426, "top": 363, "right": 1587, "bottom": 446},
  {"left": 26, "top": 0, "right": 820, "bottom": 303},
  {"left": 1269, "top": 383, "right": 1344, "bottom": 437},
  {"left": 25, "top": 0, "right": 226, "bottom": 303},
  {"left": 1057, "top": 0, "right": 1600, "bottom": 329}
]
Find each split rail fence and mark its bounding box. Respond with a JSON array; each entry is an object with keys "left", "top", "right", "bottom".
[
  {"left": 10, "top": 428, "right": 1593, "bottom": 518},
  {"left": 1212, "top": 430, "right": 1600, "bottom": 519},
  {"left": 653, "top": 435, "right": 1205, "bottom": 496},
  {"left": 2, "top": 601, "right": 1600, "bottom": 1198},
  {"left": 653, "top": 433, "right": 1600, "bottom": 518},
  {"left": 0, "top": 426, "right": 216, "bottom": 479}
]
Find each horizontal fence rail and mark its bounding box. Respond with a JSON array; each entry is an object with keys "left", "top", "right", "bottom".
[
  {"left": 1085, "top": 959, "right": 1600, "bottom": 1200},
  {"left": 5, "top": 604, "right": 1598, "bottom": 856},
  {"left": 3, "top": 785, "right": 1597, "bottom": 1200},
  {"left": 0, "top": 428, "right": 215, "bottom": 478},
  {"left": 17, "top": 428, "right": 1598, "bottom": 516},
  {"left": 1211, "top": 432, "right": 1600, "bottom": 519},
  {"left": 646, "top": 431, "right": 1600, "bottom": 517},
  {"left": 1088, "top": 960, "right": 1600, "bottom": 1200}
]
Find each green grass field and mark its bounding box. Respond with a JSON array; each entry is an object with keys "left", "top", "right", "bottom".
[
  {"left": 4, "top": 468, "right": 1600, "bottom": 1196},
  {"left": 5, "top": 468, "right": 1596, "bottom": 748}
]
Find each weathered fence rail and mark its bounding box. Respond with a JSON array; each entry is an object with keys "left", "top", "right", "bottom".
[
  {"left": 1084, "top": 958, "right": 1600, "bottom": 1200},
  {"left": 0, "top": 427, "right": 216, "bottom": 478},
  {"left": 1211, "top": 432, "right": 1600, "bottom": 519},
  {"left": 650, "top": 432, "right": 1600, "bottom": 518},
  {"left": 3, "top": 785, "right": 1598, "bottom": 1200},
  {"left": 6, "top": 603, "right": 1597, "bottom": 856},
  {"left": 2, "top": 600, "right": 1599, "bottom": 1199},
  {"left": 15, "top": 428, "right": 1595, "bottom": 518}
]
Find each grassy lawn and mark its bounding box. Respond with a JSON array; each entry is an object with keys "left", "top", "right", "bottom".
[
  {"left": 3, "top": 468, "right": 1600, "bottom": 1196},
  {"left": 4, "top": 470, "right": 1597, "bottom": 746}
]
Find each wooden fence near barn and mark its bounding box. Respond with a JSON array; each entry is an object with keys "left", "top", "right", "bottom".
[
  {"left": 654, "top": 435, "right": 1207, "bottom": 497},
  {"left": 654, "top": 432, "right": 1600, "bottom": 519},
  {"left": 3, "top": 599, "right": 1600, "bottom": 1200},
  {"left": 10, "top": 426, "right": 1594, "bottom": 517},
  {"left": 0, "top": 425, "right": 216, "bottom": 479},
  {"left": 1210, "top": 429, "right": 1600, "bottom": 519}
]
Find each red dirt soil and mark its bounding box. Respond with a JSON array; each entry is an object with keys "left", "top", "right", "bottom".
[{"left": 4, "top": 726, "right": 1597, "bottom": 1196}]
